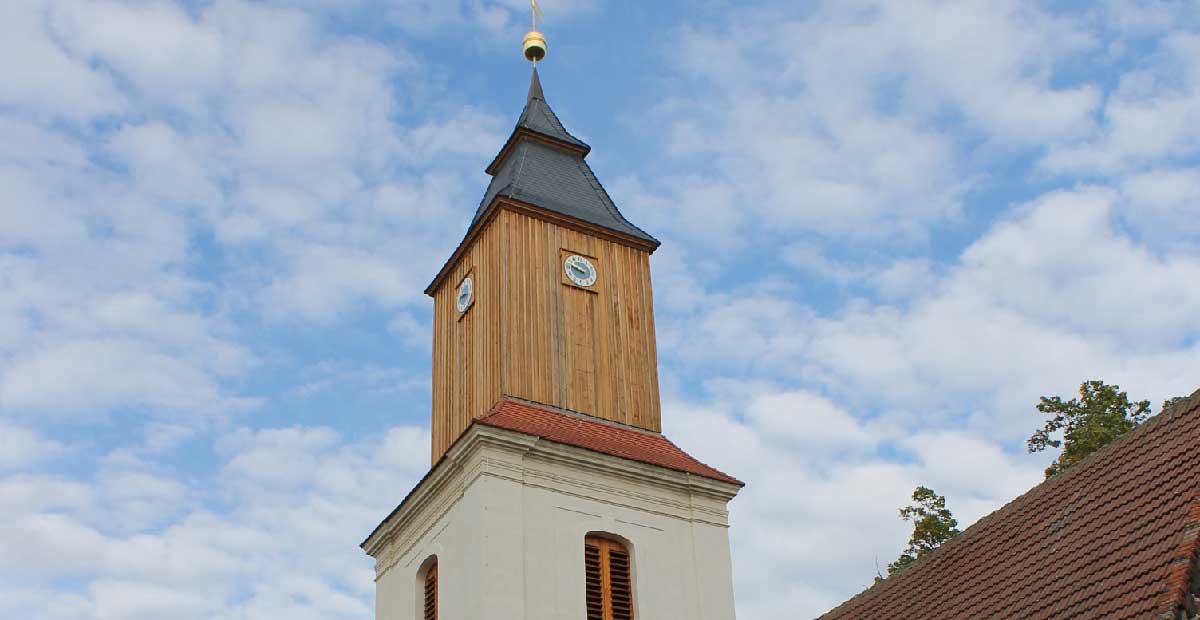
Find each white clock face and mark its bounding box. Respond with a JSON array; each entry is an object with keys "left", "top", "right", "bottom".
[
  {"left": 563, "top": 255, "right": 597, "bottom": 287},
  {"left": 456, "top": 276, "right": 473, "bottom": 312}
]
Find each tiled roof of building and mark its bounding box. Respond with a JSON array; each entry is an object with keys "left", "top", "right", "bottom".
[
  {"left": 819, "top": 388, "right": 1200, "bottom": 620},
  {"left": 474, "top": 138, "right": 656, "bottom": 243},
  {"left": 472, "top": 69, "right": 657, "bottom": 245},
  {"left": 361, "top": 398, "right": 742, "bottom": 549},
  {"left": 479, "top": 399, "right": 743, "bottom": 486}
]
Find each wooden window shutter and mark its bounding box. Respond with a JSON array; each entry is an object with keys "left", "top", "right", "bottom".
[
  {"left": 584, "top": 536, "right": 634, "bottom": 620},
  {"left": 585, "top": 542, "right": 604, "bottom": 620},
  {"left": 423, "top": 563, "right": 438, "bottom": 620}
]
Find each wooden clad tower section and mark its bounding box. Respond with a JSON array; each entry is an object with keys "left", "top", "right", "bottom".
[
  {"left": 429, "top": 210, "right": 505, "bottom": 462},
  {"left": 429, "top": 205, "right": 662, "bottom": 461}
]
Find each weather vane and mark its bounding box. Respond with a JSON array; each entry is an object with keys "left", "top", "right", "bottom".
[{"left": 523, "top": 0, "right": 547, "bottom": 64}]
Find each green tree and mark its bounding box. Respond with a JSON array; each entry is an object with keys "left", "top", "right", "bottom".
[
  {"left": 1162, "top": 396, "right": 1189, "bottom": 413},
  {"left": 1027, "top": 380, "right": 1151, "bottom": 479},
  {"left": 886, "top": 486, "right": 960, "bottom": 576}
]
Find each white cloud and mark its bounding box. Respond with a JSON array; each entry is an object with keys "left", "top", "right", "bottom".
[
  {"left": 900, "top": 430, "right": 1045, "bottom": 513},
  {"left": 666, "top": 386, "right": 1044, "bottom": 620},
  {"left": 90, "top": 580, "right": 216, "bottom": 620},
  {"left": 4, "top": 1, "right": 1199, "bottom": 619},
  {"left": 0, "top": 422, "right": 429, "bottom": 619},
  {"left": 0, "top": 0, "right": 504, "bottom": 421},
  {"left": 262, "top": 246, "right": 420, "bottom": 323},
  {"left": 96, "top": 470, "right": 189, "bottom": 533},
  {"left": 660, "top": 186, "right": 1200, "bottom": 440},
  {"left": 628, "top": 0, "right": 1101, "bottom": 248},
  {"left": 742, "top": 390, "right": 877, "bottom": 453},
  {"left": 0, "top": 338, "right": 232, "bottom": 415},
  {"left": 1119, "top": 167, "right": 1200, "bottom": 244},
  {"left": 0, "top": 475, "right": 92, "bottom": 514},
  {"left": 0, "top": 421, "right": 64, "bottom": 470},
  {"left": 0, "top": 584, "right": 90, "bottom": 620},
  {"left": 1042, "top": 33, "right": 1200, "bottom": 174},
  {"left": 0, "top": 2, "right": 124, "bottom": 122},
  {"left": 377, "top": 0, "right": 598, "bottom": 37},
  {"left": 650, "top": 176, "right": 1199, "bottom": 619},
  {"left": 630, "top": 24, "right": 1198, "bottom": 527}
]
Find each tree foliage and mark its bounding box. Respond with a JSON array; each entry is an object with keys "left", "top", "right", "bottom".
[
  {"left": 1027, "top": 380, "right": 1151, "bottom": 479},
  {"left": 886, "top": 486, "right": 960, "bottom": 576},
  {"left": 1162, "top": 396, "right": 1189, "bottom": 413}
]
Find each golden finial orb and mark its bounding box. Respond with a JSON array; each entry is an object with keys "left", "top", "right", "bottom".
[
  {"left": 523, "top": 30, "right": 546, "bottom": 63},
  {"left": 523, "top": 0, "right": 546, "bottom": 64}
]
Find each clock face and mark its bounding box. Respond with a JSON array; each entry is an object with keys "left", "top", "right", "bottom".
[
  {"left": 456, "top": 276, "right": 473, "bottom": 313},
  {"left": 563, "top": 254, "right": 597, "bottom": 288}
]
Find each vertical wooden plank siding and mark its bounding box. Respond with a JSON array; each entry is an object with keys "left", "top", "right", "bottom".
[
  {"left": 430, "top": 208, "right": 663, "bottom": 462},
  {"left": 429, "top": 213, "right": 504, "bottom": 462}
]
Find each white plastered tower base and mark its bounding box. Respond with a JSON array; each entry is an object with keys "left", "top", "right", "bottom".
[{"left": 362, "top": 423, "right": 740, "bottom": 620}]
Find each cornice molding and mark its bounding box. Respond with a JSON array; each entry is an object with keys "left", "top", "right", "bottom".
[{"left": 363, "top": 424, "right": 741, "bottom": 580}]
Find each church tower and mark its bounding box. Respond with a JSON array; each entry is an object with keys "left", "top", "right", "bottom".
[
  {"left": 424, "top": 66, "right": 663, "bottom": 462},
  {"left": 363, "top": 17, "right": 742, "bottom": 620}
]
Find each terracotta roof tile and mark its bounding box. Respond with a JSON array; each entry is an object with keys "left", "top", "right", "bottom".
[
  {"left": 819, "top": 388, "right": 1200, "bottom": 620},
  {"left": 361, "top": 399, "right": 740, "bottom": 550},
  {"left": 478, "top": 399, "right": 742, "bottom": 486}
]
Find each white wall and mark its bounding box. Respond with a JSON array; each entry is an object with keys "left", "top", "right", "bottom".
[{"left": 366, "top": 426, "right": 741, "bottom": 620}]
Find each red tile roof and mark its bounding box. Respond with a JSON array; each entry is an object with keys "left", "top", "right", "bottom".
[
  {"left": 361, "top": 398, "right": 741, "bottom": 550},
  {"left": 478, "top": 399, "right": 743, "bottom": 486},
  {"left": 820, "top": 388, "right": 1200, "bottom": 620}
]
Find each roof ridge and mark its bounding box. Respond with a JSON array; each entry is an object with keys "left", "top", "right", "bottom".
[{"left": 510, "top": 135, "right": 532, "bottom": 200}]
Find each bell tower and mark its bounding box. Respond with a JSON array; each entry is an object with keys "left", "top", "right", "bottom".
[
  {"left": 424, "top": 67, "right": 663, "bottom": 462},
  {"left": 364, "top": 10, "right": 742, "bottom": 620}
]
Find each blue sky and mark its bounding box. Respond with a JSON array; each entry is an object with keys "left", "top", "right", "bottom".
[{"left": 3, "top": 0, "right": 1200, "bottom": 618}]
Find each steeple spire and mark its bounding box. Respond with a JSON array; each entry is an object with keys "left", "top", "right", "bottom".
[
  {"left": 508, "top": 69, "right": 584, "bottom": 151},
  {"left": 528, "top": 66, "right": 544, "bottom": 102},
  {"left": 424, "top": 1, "right": 656, "bottom": 297}
]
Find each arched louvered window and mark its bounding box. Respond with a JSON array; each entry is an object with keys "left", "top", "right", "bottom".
[
  {"left": 585, "top": 535, "right": 634, "bottom": 620},
  {"left": 423, "top": 561, "right": 437, "bottom": 620}
]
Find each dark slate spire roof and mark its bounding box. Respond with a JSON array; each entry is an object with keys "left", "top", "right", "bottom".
[
  {"left": 476, "top": 69, "right": 656, "bottom": 244},
  {"left": 425, "top": 69, "right": 657, "bottom": 294},
  {"left": 512, "top": 68, "right": 590, "bottom": 153}
]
